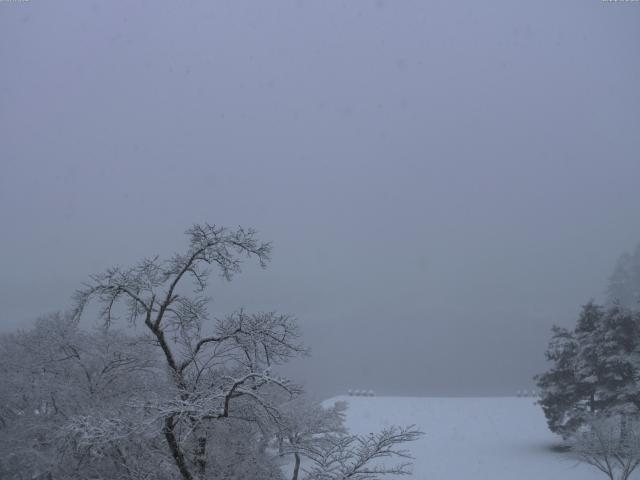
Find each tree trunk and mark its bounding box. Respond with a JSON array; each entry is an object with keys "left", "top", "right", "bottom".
[
  {"left": 291, "top": 452, "right": 301, "bottom": 480},
  {"left": 163, "top": 415, "right": 193, "bottom": 480},
  {"left": 195, "top": 435, "right": 207, "bottom": 478}
]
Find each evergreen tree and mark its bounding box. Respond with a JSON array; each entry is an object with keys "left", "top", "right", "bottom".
[
  {"left": 593, "top": 305, "right": 640, "bottom": 415},
  {"left": 608, "top": 243, "right": 640, "bottom": 310},
  {"left": 536, "top": 302, "right": 640, "bottom": 438},
  {"left": 536, "top": 324, "right": 582, "bottom": 437}
]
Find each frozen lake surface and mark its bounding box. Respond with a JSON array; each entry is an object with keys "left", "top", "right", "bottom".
[{"left": 324, "top": 396, "right": 606, "bottom": 480}]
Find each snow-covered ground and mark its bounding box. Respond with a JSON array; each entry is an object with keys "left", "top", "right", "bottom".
[{"left": 325, "top": 396, "right": 605, "bottom": 480}]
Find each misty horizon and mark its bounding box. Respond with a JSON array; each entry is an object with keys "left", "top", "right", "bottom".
[{"left": 2, "top": 0, "right": 640, "bottom": 398}]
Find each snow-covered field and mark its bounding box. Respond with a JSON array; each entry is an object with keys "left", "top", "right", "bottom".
[{"left": 325, "top": 396, "right": 605, "bottom": 480}]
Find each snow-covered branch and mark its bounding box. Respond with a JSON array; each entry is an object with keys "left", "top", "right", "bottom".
[{"left": 301, "top": 425, "right": 423, "bottom": 480}]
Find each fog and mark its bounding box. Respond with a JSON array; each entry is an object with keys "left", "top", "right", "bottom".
[{"left": 1, "top": 0, "right": 639, "bottom": 397}]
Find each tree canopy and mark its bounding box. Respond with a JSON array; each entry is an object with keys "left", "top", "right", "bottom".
[{"left": 536, "top": 302, "right": 640, "bottom": 438}]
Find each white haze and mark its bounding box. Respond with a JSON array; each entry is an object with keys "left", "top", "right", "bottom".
[{"left": 1, "top": 0, "right": 639, "bottom": 396}]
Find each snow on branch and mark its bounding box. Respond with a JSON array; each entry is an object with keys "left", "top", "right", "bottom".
[
  {"left": 571, "top": 414, "right": 640, "bottom": 480},
  {"left": 71, "top": 224, "right": 271, "bottom": 330},
  {"left": 302, "top": 425, "right": 423, "bottom": 480}
]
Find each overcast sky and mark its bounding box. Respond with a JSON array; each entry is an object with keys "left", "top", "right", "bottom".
[{"left": 2, "top": 0, "right": 640, "bottom": 396}]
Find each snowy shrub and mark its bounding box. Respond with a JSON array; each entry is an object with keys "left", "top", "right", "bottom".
[{"left": 570, "top": 414, "right": 640, "bottom": 480}]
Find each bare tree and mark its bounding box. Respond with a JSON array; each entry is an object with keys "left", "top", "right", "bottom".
[
  {"left": 3, "top": 223, "right": 424, "bottom": 480},
  {"left": 72, "top": 224, "right": 307, "bottom": 480},
  {"left": 571, "top": 414, "right": 640, "bottom": 480},
  {"left": 276, "top": 397, "right": 347, "bottom": 480},
  {"left": 302, "top": 425, "right": 423, "bottom": 480}
]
